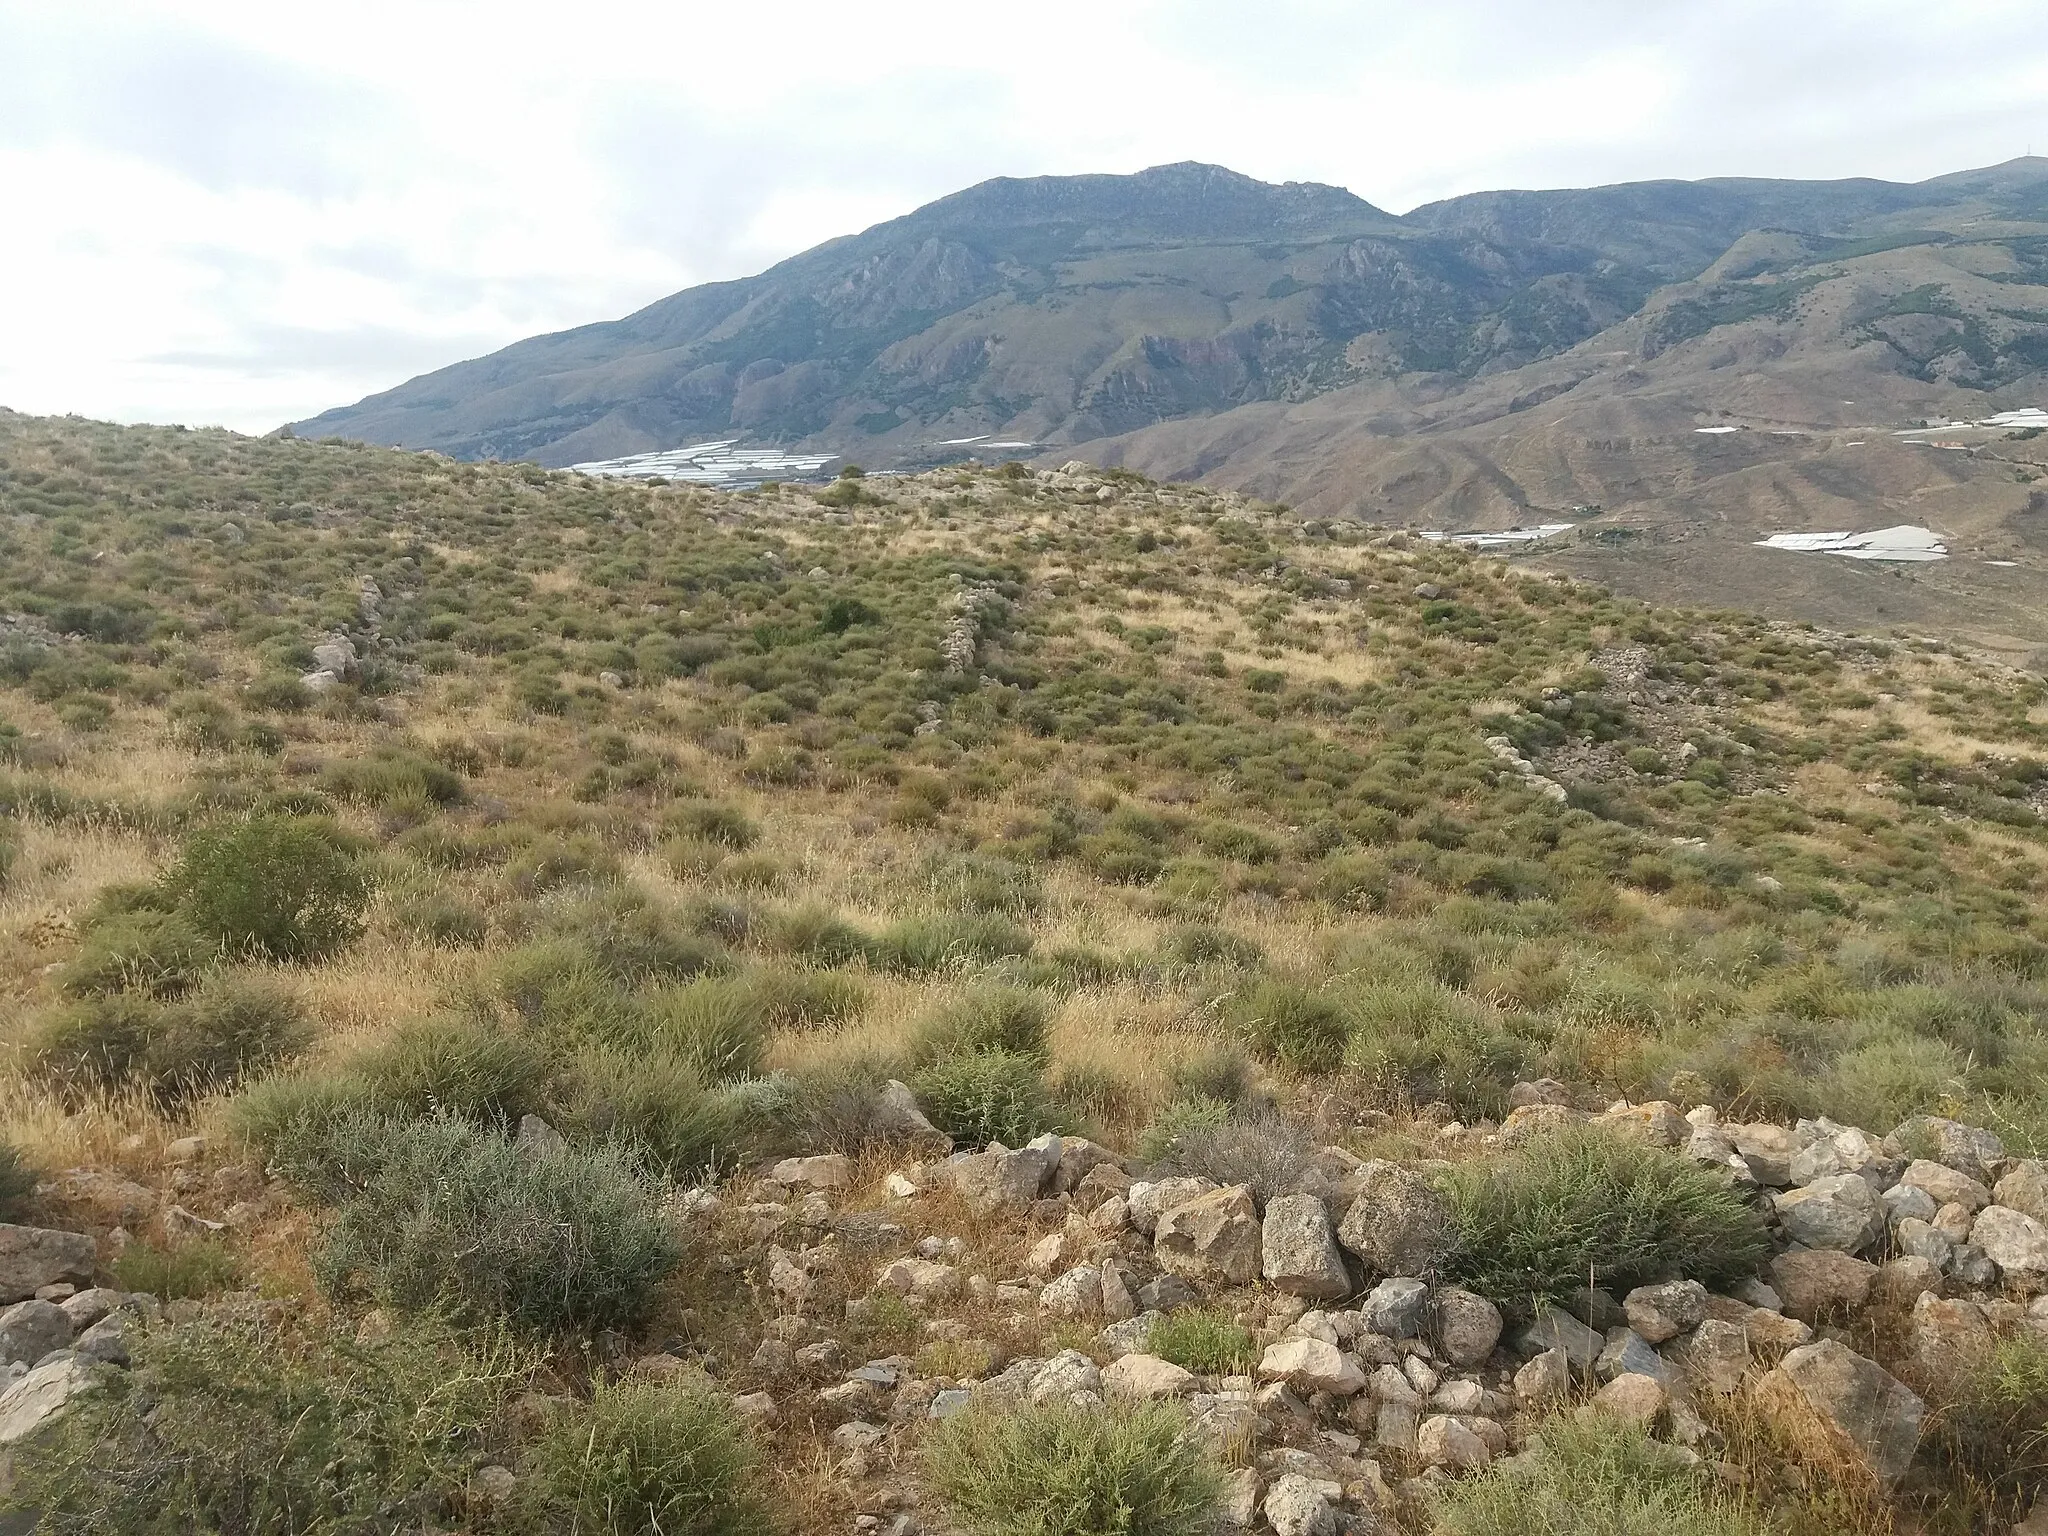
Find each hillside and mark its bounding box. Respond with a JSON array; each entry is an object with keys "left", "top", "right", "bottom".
[{"left": 7, "top": 414, "right": 2048, "bottom": 1530}]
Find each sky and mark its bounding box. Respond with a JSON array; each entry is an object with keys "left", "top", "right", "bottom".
[{"left": 2, "top": 0, "right": 2045, "bottom": 435}]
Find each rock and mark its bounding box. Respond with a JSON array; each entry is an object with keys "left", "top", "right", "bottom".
[
  {"left": 1261, "top": 1194, "right": 1350, "bottom": 1300},
  {"left": 73, "top": 1312, "right": 129, "bottom": 1366},
  {"left": 1025, "top": 1233, "right": 1068, "bottom": 1278},
  {"left": 1624, "top": 1280, "right": 1708, "bottom": 1344},
  {"left": 1508, "top": 1078, "right": 1574, "bottom": 1108},
  {"left": 1758, "top": 1339, "right": 1925, "bottom": 1487},
  {"left": 1514, "top": 1348, "right": 1571, "bottom": 1404},
  {"left": 1028, "top": 1349, "right": 1101, "bottom": 1405},
  {"left": 875, "top": 1080, "right": 946, "bottom": 1143},
  {"left": 163, "top": 1205, "right": 225, "bottom": 1240},
  {"left": 1099, "top": 1312, "right": 1160, "bottom": 1359},
  {"left": 1155, "top": 1185, "right": 1263, "bottom": 1286},
  {"left": 1219, "top": 1467, "right": 1262, "bottom": 1529},
  {"left": 1127, "top": 1177, "right": 1219, "bottom": 1238},
  {"left": 0, "top": 1225, "right": 96, "bottom": 1304},
  {"left": 1934, "top": 1201, "right": 1976, "bottom": 1243},
  {"left": 1675, "top": 1319, "right": 1751, "bottom": 1396},
  {"left": 1102, "top": 1353, "right": 1196, "bottom": 1399},
  {"left": 1402, "top": 1354, "right": 1441, "bottom": 1396},
  {"left": 1039, "top": 1265, "right": 1104, "bottom": 1319},
  {"left": 1909, "top": 1293, "right": 1993, "bottom": 1380},
  {"left": 164, "top": 1135, "right": 207, "bottom": 1165},
  {"left": 1887, "top": 1117, "right": 2004, "bottom": 1183},
  {"left": 1369, "top": 1362, "right": 1420, "bottom": 1406},
  {"left": 1432, "top": 1378, "right": 1485, "bottom": 1413},
  {"left": 949, "top": 1138, "right": 1059, "bottom": 1209},
  {"left": 1334, "top": 1161, "right": 1450, "bottom": 1278},
  {"left": 928, "top": 1388, "right": 972, "bottom": 1419},
  {"left": 1596, "top": 1328, "right": 1667, "bottom": 1384},
  {"left": 1871, "top": 1257, "right": 1945, "bottom": 1312},
  {"left": 1894, "top": 1217, "right": 1954, "bottom": 1269},
  {"left": 830, "top": 1420, "right": 887, "bottom": 1452},
  {"left": 0, "top": 1300, "right": 73, "bottom": 1367},
  {"left": 469, "top": 1464, "right": 518, "bottom": 1505},
  {"left": 1686, "top": 1125, "right": 1756, "bottom": 1183},
  {"left": 1100, "top": 1262, "right": 1136, "bottom": 1322},
  {"left": 1053, "top": 1138, "right": 1123, "bottom": 1196},
  {"left": 1775, "top": 1175, "right": 1884, "bottom": 1253},
  {"left": 49, "top": 1170, "right": 156, "bottom": 1225},
  {"left": 0, "top": 1355, "right": 94, "bottom": 1444},
  {"left": 770, "top": 1153, "right": 851, "bottom": 1191},
  {"left": 875, "top": 1259, "right": 960, "bottom": 1300},
  {"left": 1881, "top": 1183, "right": 1939, "bottom": 1226},
  {"left": 1262, "top": 1473, "right": 1337, "bottom": 1536},
  {"left": 1995, "top": 1162, "right": 2048, "bottom": 1226},
  {"left": 1729, "top": 1123, "right": 1798, "bottom": 1186},
  {"left": 1955, "top": 1242, "right": 2001, "bottom": 1290},
  {"left": 1901, "top": 1159, "right": 1991, "bottom": 1213},
  {"left": 1358, "top": 1277, "right": 1428, "bottom": 1340},
  {"left": 1973, "top": 1206, "right": 2048, "bottom": 1287},
  {"left": 1770, "top": 1250, "right": 1878, "bottom": 1322},
  {"left": 1567, "top": 1286, "right": 1627, "bottom": 1333},
  {"left": 1599, "top": 1100, "right": 1688, "bottom": 1147},
  {"left": 1790, "top": 1123, "right": 1893, "bottom": 1188},
  {"left": 1737, "top": 1307, "right": 1813, "bottom": 1355},
  {"left": 57, "top": 1288, "right": 122, "bottom": 1332},
  {"left": 310, "top": 634, "right": 356, "bottom": 678},
  {"left": 1433, "top": 1288, "right": 1503, "bottom": 1367},
  {"left": 1589, "top": 1372, "right": 1667, "bottom": 1427},
  {"left": 1417, "top": 1413, "right": 1492, "bottom": 1470},
  {"left": 1373, "top": 1397, "right": 1419, "bottom": 1450},
  {"left": 1258, "top": 1339, "right": 1367, "bottom": 1396},
  {"left": 1138, "top": 1274, "right": 1199, "bottom": 1312},
  {"left": 1500, "top": 1103, "right": 1580, "bottom": 1141},
  {"left": 1515, "top": 1303, "right": 1602, "bottom": 1370}
]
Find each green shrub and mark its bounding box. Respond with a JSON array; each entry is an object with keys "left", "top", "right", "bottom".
[
  {"left": 10, "top": 1315, "right": 522, "bottom": 1535},
  {"left": 488, "top": 939, "right": 642, "bottom": 1043},
  {"left": 1437, "top": 1125, "right": 1770, "bottom": 1309},
  {"left": 665, "top": 801, "right": 759, "bottom": 850},
  {"left": 163, "top": 815, "right": 372, "bottom": 962},
  {"left": 765, "top": 903, "right": 874, "bottom": 965},
  {"left": 1166, "top": 1045, "right": 1256, "bottom": 1108},
  {"left": 924, "top": 1398, "right": 1222, "bottom": 1536},
  {"left": 1151, "top": 1110, "right": 1318, "bottom": 1205},
  {"left": 509, "top": 1377, "right": 769, "bottom": 1536},
  {"left": 643, "top": 978, "right": 771, "bottom": 1083},
  {"left": 923, "top": 852, "right": 1042, "bottom": 915},
  {"left": 909, "top": 1051, "right": 1064, "bottom": 1148},
  {"left": 541, "top": 886, "right": 730, "bottom": 985},
  {"left": 909, "top": 985, "right": 1052, "bottom": 1065},
  {"left": 112, "top": 1238, "right": 242, "bottom": 1299},
  {"left": 276, "top": 1110, "right": 681, "bottom": 1333},
  {"left": 229, "top": 1070, "right": 378, "bottom": 1158},
  {"left": 0, "top": 1141, "right": 38, "bottom": 1219},
  {"left": 1232, "top": 980, "right": 1350, "bottom": 1075},
  {"left": 553, "top": 1046, "right": 748, "bottom": 1180},
  {"left": 1147, "top": 1306, "right": 1258, "bottom": 1375},
  {"left": 352, "top": 1015, "right": 552, "bottom": 1125},
  {"left": 872, "top": 913, "right": 1034, "bottom": 974},
  {"left": 1922, "top": 1329, "right": 2048, "bottom": 1508},
  {"left": 58, "top": 909, "right": 212, "bottom": 998},
  {"left": 134, "top": 973, "right": 312, "bottom": 1103},
  {"left": 1431, "top": 1411, "right": 1762, "bottom": 1536}
]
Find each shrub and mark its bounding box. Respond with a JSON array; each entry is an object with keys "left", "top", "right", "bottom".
[
  {"left": 774, "top": 1052, "right": 938, "bottom": 1156},
  {"left": 665, "top": 801, "right": 759, "bottom": 850},
  {"left": 1437, "top": 1125, "right": 1771, "bottom": 1309},
  {"left": 387, "top": 886, "right": 490, "bottom": 947},
  {"left": 1148, "top": 1306, "right": 1258, "bottom": 1375},
  {"left": 924, "top": 852, "right": 1042, "bottom": 915},
  {"left": 58, "top": 909, "right": 212, "bottom": 998},
  {"left": 163, "top": 815, "right": 372, "bottom": 962},
  {"left": 643, "top": 978, "right": 771, "bottom": 1083},
  {"left": 135, "top": 973, "right": 312, "bottom": 1103},
  {"left": 276, "top": 1110, "right": 681, "bottom": 1333},
  {"left": 1166, "top": 1045, "right": 1256, "bottom": 1108},
  {"left": 1921, "top": 1329, "right": 2048, "bottom": 1508},
  {"left": 553, "top": 1046, "right": 748, "bottom": 1180},
  {"left": 10, "top": 1315, "right": 522, "bottom": 1535},
  {"left": 872, "top": 913, "right": 1034, "bottom": 974},
  {"left": 909, "top": 1051, "right": 1064, "bottom": 1149},
  {"left": 765, "top": 904, "right": 874, "bottom": 965},
  {"left": 909, "top": 985, "right": 1052, "bottom": 1065},
  {"left": 352, "top": 1015, "right": 553, "bottom": 1125},
  {"left": 509, "top": 1377, "right": 769, "bottom": 1536},
  {"left": 542, "top": 886, "right": 730, "bottom": 985},
  {"left": 229, "top": 1070, "right": 377, "bottom": 1158},
  {"left": 1232, "top": 980, "right": 1350, "bottom": 1075},
  {"left": 488, "top": 940, "right": 642, "bottom": 1044},
  {"left": 924, "top": 1398, "right": 1222, "bottom": 1536},
  {"left": 1151, "top": 1110, "right": 1319, "bottom": 1206},
  {"left": 111, "top": 1238, "right": 242, "bottom": 1299}
]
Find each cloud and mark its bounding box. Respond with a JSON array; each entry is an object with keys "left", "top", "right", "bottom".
[{"left": 0, "top": 0, "right": 2044, "bottom": 434}]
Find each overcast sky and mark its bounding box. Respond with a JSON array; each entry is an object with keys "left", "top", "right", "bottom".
[{"left": 3, "top": 0, "right": 2045, "bottom": 435}]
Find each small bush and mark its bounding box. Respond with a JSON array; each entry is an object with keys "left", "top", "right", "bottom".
[
  {"left": 1148, "top": 1306, "right": 1258, "bottom": 1375},
  {"left": 665, "top": 801, "right": 760, "bottom": 850},
  {"left": 643, "top": 978, "right": 771, "bottom": 1083},
  {"left": 1437, "top": 1125, "right": 1771, "bottom": 1309},
  {"left": 871, "top": 913, "right": 1033, "bottom": 974},
  {"left": 111, "top": 1238, "right": 242, "bottom": 1299},
  {"left": 553, "top": 1046, "right": 748, "bottom": 1180},
  {"left": 909, "top": 985, "right": 1052, "bottom": 1065},
  {"left": 1431, "top": 1411, "right": 1762, "bottom": 1536},
  {"left": 137, "top": 973, "right": 313, "bottom": 1103},
  {"left": 1232, "top": 980, "right": 1350, "bottom": 1075},
  {"left": 59, "top": 909, "right": 211, "bottom": 998},
  {"left": 27, "top": 993, "right": 161, "bottom": 1098},
  {"left": 542, "top": 886, "right": 730, "bottom": 985},
  {"left": 353, "top": 1015, "right": 553, "bottom": 1126},
  {"left": 0, "top": 1142, "right": 38, "bottom": 1218},
  {"left": 163, "top": 815, "right": 372, "bottom": 962},
  {"left": 509, "top": 1377, "right": 770, "bottom": 1536},
  {"left": 229, "top": 1070, "right": 377, "bottom": 1158},
  {"left": 775, "top": 1053, "right": 939, "bottom": 1156},
  {"left": 505, "top": 833, "right": 621, "bottom": 897},
  {"left": 488, "top": 940, "right": 642, "bottom": 1043},
  {"left": 1151, "top": 1110, "right": 1319, "bottom": 1206},
  {"left": 924, "top": 1398, "right": 1222, "bottom": 1536},
  {"left": 10, "top": 1315, "right": 523, "bottom": 1535},
  {"left": 909, "top": 1051, "right": 1064, "bottom": 1149},
  {"left": 276, "top": 1110, "right": 681, "bottom": 1333}
]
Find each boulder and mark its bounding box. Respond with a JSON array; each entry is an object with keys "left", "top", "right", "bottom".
[
  {"left": 1155, "top": 1185, "right": 1263, "bottom": 1286},
  {"left": 1774, "top": 1174, "right": 1884, "bottom": 1253},
  {"left": 1596, "top": 1327, "right": 1667, "bottom": 1384},
  {"left": 1357, "top": 1277, "right": 1428, "bottom": 1340},
  {"left": 1257, "top": 1338, "right": 1367, "bottom": 1396},
  {"left": 1589, "top": 1372, "right": 1667, "bottom": 1427},
  {"left": 1994, "top": 1161, "right": 2048, "bottom": 1226},
  {"left": 1758, "top": 1339, "right": 1925, "bottom": 1487},
  {"left": 1885, "top": 1117, "right": 2004, "bottom": 1183},
  {"left": 1881, "top": 1183, "right": 1939, "bottom": 1226},
  {"left": 1514, "top": 1348, "right": 1571, "bottom": 1404},
  {"left": 1219, "top": 1467, "right": 1262, "bottom": 1530},
  {"left": 1417, "top": 1413, "right": 1492, "bottom": 1470},
  {"left": 1870, "top": 1256, "right": 1945, "bottom": 1312},
  {"left": 1260, "top": 1194, "right": 1350, "bottom": 1300},
  {"left": 1900, "top": 1159, "right": 1991, "bottom": 1214},
  {"left": 1674, "top": 1318, "right": 1751, "bottom": 1396},
  {"left": 1514, "top": 1303, "right": 1602, "bottom": 1370},
  {"left": 58, "top": 1288, "right": 123, "bottom": 1332},
  {"left": 50, "top": 1169, "right": 157, "bottom": 1224},
  {"left": 1972, "top": 1205, "right": 2048, "bottom": 1288},
  {"left": 1623, "top": 1280, "right": 1709, "bottom": 1344},
  {"left": 1101, "top": 1353, "right": 1196, "bottom": 1399},
  {"left": 1262, "top": 1473, "right": 1337, "bottom": 1536},
  {"left": 1334, "top": 1160, "right": 1450, "bottom": 1278},
  {"left": 1789, "top": 1123, "right": 1894, "bottom": 1189},
  {"left": 1126, "top": 1177, "right": 1219, "bottom": 1237},
  {"left": 1138, "top": 1274, "right": 1199, "bottom": 1312},
  {"left": 1099, "top": 1311, "right": 1161, "bottom": 1359},
  {"left": 0, "top": 1299, "right": 73, "bottom": 1368},
  {"left": 1508, "top": 1078, "right": 1573, "bottom": 1108},
  {"left": 1769, "top": 1249, "right": 1878, "bottom": 1322},
  {"left": 0, "top": 1355, "right": 95, "bottom": 1445},
  {"left": 1038, "top": 1265, "right": 1103, "bottom": 1319},
  {"left": 0, "top": 1224, "right": 96, "bottom": 1303},
  {"left": 768, "top": 1153, "right": 851, "bottom": 1191},
  {"left": 1434, "top": 1287, "right": 1503, "bottom": 1367}
]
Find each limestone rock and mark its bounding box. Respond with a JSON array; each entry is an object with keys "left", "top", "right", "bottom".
[
  {"left": 0, "top": 1224, "right": 96, "bottom": 1304},
  {"left": 1675, "top": 1319, "right": 1751, "bottom": 1396},
  {"left": 57, "top": 1288, "right": 122, "bottom": 1331},
  {"left": 948, "top": 1138, "right": 1059, "bottom": 1208},
  {"left": 1909, "top": 1293, "right": 1992, "bottom": 1380},
  {"left": 1729, "top": 1123, "right": 1798, "bottom": 1186},
  {"left": 1258, "top": 1338, "right": 1367, "bottom": 1396},
  {"left": 1885, "top": 1117, "right": 2004, "bottom": 1183},
  {"left": 1972, "top": 1205, "right": 2048, "bottom": 1287},
  {"left": 1417, "top": 1413, "right": 1492, "bottom": 1470},
  {"left": 769, "top": 1153, "right": 851, "bottom": 1191},
  {"left": 1053, "top": 1138, "right": 1123, "bottom": 1196},
  {"left": 1155, "top": 1185, "right": 1262, "bottom": 1286},
  {"left": 1126, "top": 1177, "right": 1219, "bottom": 1237},
  {"left": 1219, "top": 1467, "right": 1262, "bottom": 1530},
  {"left": 74, "top": 1311, "right": 130, "bottom": 1366},
  {"left": 1769, "top": 1249, "right": 1878, "bottom": 1322},
  {"left": 1599, "top": 1100, "right": 1688, "bottom": 1147},
  {"left": 1589, "top": 1371, "right": 1667, "bottom": 1427},
  {"left": 0, "top": 1355, "right": 94, "bottom": 1444},
  {"left": 1870, "top": 1256, "right": 1944, "bottom": 1312},
  {"left": 874, "top": 1258, "right": 960, "bottom": 1300},
  {"left": 1994, "top": 1161, "right": 2048, "bottom": 1225},
  {"left": 50, "top": 1169, "right": 157, "bottom": 1224},
  {"left": 875, "top": 1080, "right": 946, "bottom": 1143},
  {"left": 1881, "top": 1183, "right": 1939, "bottom": 1226},
  {"left": 1260, "top": 1193, "right": 1350, "bottom": 1300},
  {"left": 1262, "top": 1473, "right": 1337, "bottom": 1536},
  {"left": 1357, "top": 1277, "right": 1427, "bottom": 1340},
  {"left": 1623, "top": 1280, "right": 1708, "bottom": 1344},
  {"left": 1515, "top": 1303, "right": 1602, "bottom": 1370},
  {"left": 1900, "top": 1159, "right": 1991, "bottom": 1213},
  {"left": 0, "top": 1299, "right": 72, "bottom": 1368},
  {"left": 1039, "top": 1265, "right": 1103, "bottom": 1319},
  {"left": 1434, "top": 1287, "right": 1503, "bottom": 1367},
  {"left": 1758, "top": 1339, "right": 1925, "bottom": 1487},
  {"left": 1101, "top": 1353, "right": 1196, "bottom": 1399},
  {"left": 1334, "top": 1161, "right": 1450, "bottom": 1278},
  {"left": 1514, "top": 1348, "right": 1571, "bottom": 1404},
  {"left": 1893, "top": 1217, "right": 1954, "bottom": 1269},
  {"left": 1507, "top": 1078, "right": 1573, "bottom": 1108},
  {"left": 1028, "top": 1348, "right": 1102, "bottom": 1405},
  {"left": 1596, "top": 1327, "right": 1667, "bottom": 1384},
  {"left": 1774, "top": 1174, "right": 1884, "bottom": 1253}
]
